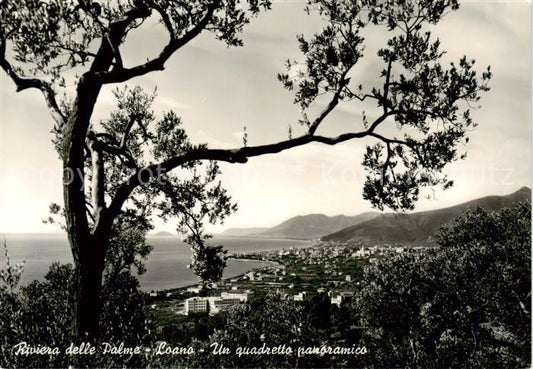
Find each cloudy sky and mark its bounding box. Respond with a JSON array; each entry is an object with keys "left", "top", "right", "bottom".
[{"left": 1, "top": 0, "right": 531, "bottom": 233}]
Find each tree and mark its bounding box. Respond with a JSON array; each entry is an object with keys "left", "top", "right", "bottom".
[
  {"left": 354, "top": 203, "right": 531, "bottom": 368},
  {"left": 186, "top": 294, "right": 313, "bottom": 369},
  {"left": 0, "top": 260, "right": 153, "bottom": 368},
  {"left": 1, "top": 0, "right": 491, "bottom": 339},
  {"left": 0, "top": 226, "right": 154, "bottom": 367}
]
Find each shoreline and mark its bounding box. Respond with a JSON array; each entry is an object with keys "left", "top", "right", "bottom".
[
  {"left": 8, "top": 235, "right": 316, "bottom": 293},
  {"left": 153, "top": 245, "right": 319, "bottom": 293},
  {"left": 153, "top": 258, "right": 278, "bottom": 293}
]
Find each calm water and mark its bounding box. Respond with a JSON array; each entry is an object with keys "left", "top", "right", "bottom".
[{"left": 1, "top": 234, "right": 310, "bottom": 291}]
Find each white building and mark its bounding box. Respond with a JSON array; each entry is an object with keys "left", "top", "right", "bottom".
[
  {"left": 354, "top": 247, "right": 371, "bottom": 258},
  {"left": 185, "top": 297, "right": 209, "bottom": 314},
  {"left": 186, "top": 285, "right": 202, "bottom": 294},
  {"left": 220, "top": 290, "right": 249, "bottom": 302},
  {"left": 213, "top": 298, "right": 241, "bottom": 313},
  {"left": 331, "top": 295, "right": 342, "bottom": 306},
  {"left": 186, "top": 293, "right": 249, "bottom": 315}
]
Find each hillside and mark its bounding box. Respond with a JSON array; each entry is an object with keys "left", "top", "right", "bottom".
[
  {"left": 221, "top": 212, "right": 379, "bottom": 240},
  {"left": 322, "top": 187, "right": 531, "bottom": 245}
]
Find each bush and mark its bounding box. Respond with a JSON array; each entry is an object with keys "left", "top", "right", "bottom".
[
  {"left": 0, "top": 263, "right": 152, "bottom": 368},
  {"left": 355, "top": 203, "right": 531, "bottom": 368}
]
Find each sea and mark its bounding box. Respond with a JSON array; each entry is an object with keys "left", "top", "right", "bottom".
[{"left": 1, "top": 234, "right": 311, "bottom": 291}]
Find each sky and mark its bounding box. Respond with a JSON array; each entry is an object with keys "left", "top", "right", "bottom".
[{"left": 0, "top": 0, "right": 531, "bottom": 234}]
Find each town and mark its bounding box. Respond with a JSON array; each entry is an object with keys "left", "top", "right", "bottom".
[{"left": 148, "top": 242, "right": 433, "bottom": 321}]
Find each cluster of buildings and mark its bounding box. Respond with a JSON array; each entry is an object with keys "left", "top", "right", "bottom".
[
  {"left": 183, "top": 286, "right": 354, "bottom": 315},
  {"left": 233, "top": 243, "right": 412, "bottom": 270},
  {"left": 280, "top": 242, "right": 430, "bottom": 265},
  {"left": 184, "top": 290, "right": 249, "bottom": 315},
  {"left": 153, "top": 243, "right": 434, "bottom": 319},
  {"left": 284, "top": 290, "right": 353, "bottom": 306},
  {"left": 225, "top": 243, "right": 431, "bottom": 308}
]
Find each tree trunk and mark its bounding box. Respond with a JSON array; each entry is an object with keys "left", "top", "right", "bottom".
[
  {"left": 62, "top": 77, "right": 106, "bottom": 340},
  {"left": 66, "top": 207, "right": 112, "bottom": 341},
  {"left": 73, "top": 234, "right": 107, "bottom": 340}
]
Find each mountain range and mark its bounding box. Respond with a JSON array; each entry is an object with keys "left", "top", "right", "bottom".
[
  {"left": 221, "top": 187, "right": 531, "bottom": 244},
  {"left": 221, "top": 212, "right": 379, "bottom": 240},
  {"left": 322, "top": 186, "right": 531, "bottom": 245}
]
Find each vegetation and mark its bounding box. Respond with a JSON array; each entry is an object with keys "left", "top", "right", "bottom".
[
  {"left": 2, "top": 0, "right": 491, "bottom": 340},
  {"left": 355, "top": 203, "right": 531, "bottom": 368},
  {"left": 187, "top": 203, "right": 531, "bottom": 368},
  {"left": 0, "top": 226, "right": 153, "bottom": 368},
  {"left": 1, "top": 203, "right": 530, "bottom": 367},
  {"left": 0, "top": 262, "right": 151, "bottom": 368}
]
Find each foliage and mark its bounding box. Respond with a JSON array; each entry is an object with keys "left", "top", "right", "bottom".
[
  {"left": 0, "top": 263, "right": 73, "bottom": 368},
  {"left": 0, "top": 231, "right": 153, "bottom": 368},
  {"left": 150, "top": 293, "right": 359, "bottom": 369},
  {"left": 354, "top": 203, "right": 531, "bottom": 368},
  {"left": 279, "top": 0, "right": 490, "bottom": 210},
  {"left": 95, "top": 86, "right": 237, "bottom": 283},
  {"left": 184, "top": 294, "right": 314, "bottom": 368},
  {"left": 1, "top": 0, "right": 272, "bottom": 86},
  {"left": 188, "top": 243, "right": 228, "bottom": 283},
  {"left": 0, "top": 261, "right": 152, "bottom": 368},
  {"left": 437, "top": 202, "right": 531, "bottom": 248},
  {"left": 2, "top": 0, "right": 492, "bottom": 342},
  {"left": 0, "top": 238, "right": 25, "bottom": 292},
  {"left": 104, "top": 212, "right": 153, "bottom": 280}
]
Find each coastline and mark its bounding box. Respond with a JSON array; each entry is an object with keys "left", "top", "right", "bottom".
[
  {"left": 5, "top": 234, "right": 315, "bottom": 292},
  {"left": 154, "top": 242, "right": 319, "bottom": 293},
  {"left": 152, "top": 258, "right": 278, "bottom": 293}
]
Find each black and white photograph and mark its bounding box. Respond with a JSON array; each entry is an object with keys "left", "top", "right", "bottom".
[{"left": 0, "top": 0, "right": 531, "bottom": 368}]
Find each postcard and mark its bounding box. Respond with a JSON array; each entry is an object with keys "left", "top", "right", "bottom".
[{"left": 1, "top": 1, "right": 530, "bottom": 368}]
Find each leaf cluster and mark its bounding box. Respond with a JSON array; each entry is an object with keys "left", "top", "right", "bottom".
[
  {"left": 88, "top": 86, "right": 237, "bottom": 282},
  {"left": 354, "top": 203, "right": 531, "bottom": 368},
  {"left": 278, "top": 0, "right": 490, "bottom": 211},
  {"left": 0, "top": 261, "right": 153, "bottom": 368}
]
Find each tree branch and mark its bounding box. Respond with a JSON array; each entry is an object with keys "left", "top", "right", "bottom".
[
  {"left": 86, "top": 133, "right": 106, "bottom": 212},
  {"left": 90, "top": 131, "right": 138, "bottom": 169},
  {"left": 368, "top": 110, "right": 398, "bottom": 133},
  {"left": 108, "top": 127, "right": 396, "bottom": 217},
  {"left": 146, "top": 0, "right": 176, "bottom": 38},
  {"left": 97, "top": 142, "right": 139, "bottom": 169},
  {"left": 120, "top": 115, "right": 138, "bottom": 149},
  {"left": 0, "top": 41, "right": 66, "bottom": 127},
  {"left": 382, "top": 57, "right": 394, "bottom": 114},
  {"left": 107, "top": 105, "right": 397, "bottom": 218},
  {"left": 308, "top": 68, "right": 351, "bottom": 135},
  {"left": 116, "top": 114, "right": 152, "bottom": 156},
  {"left": 95, "top": 2, "right": 218, "bottom": 84},
  {"left": 382, "top": 142, "right": 397, "bottom": 183},
  {"left": 88, "top": 3, "right": 152, "bottom": 74}
]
